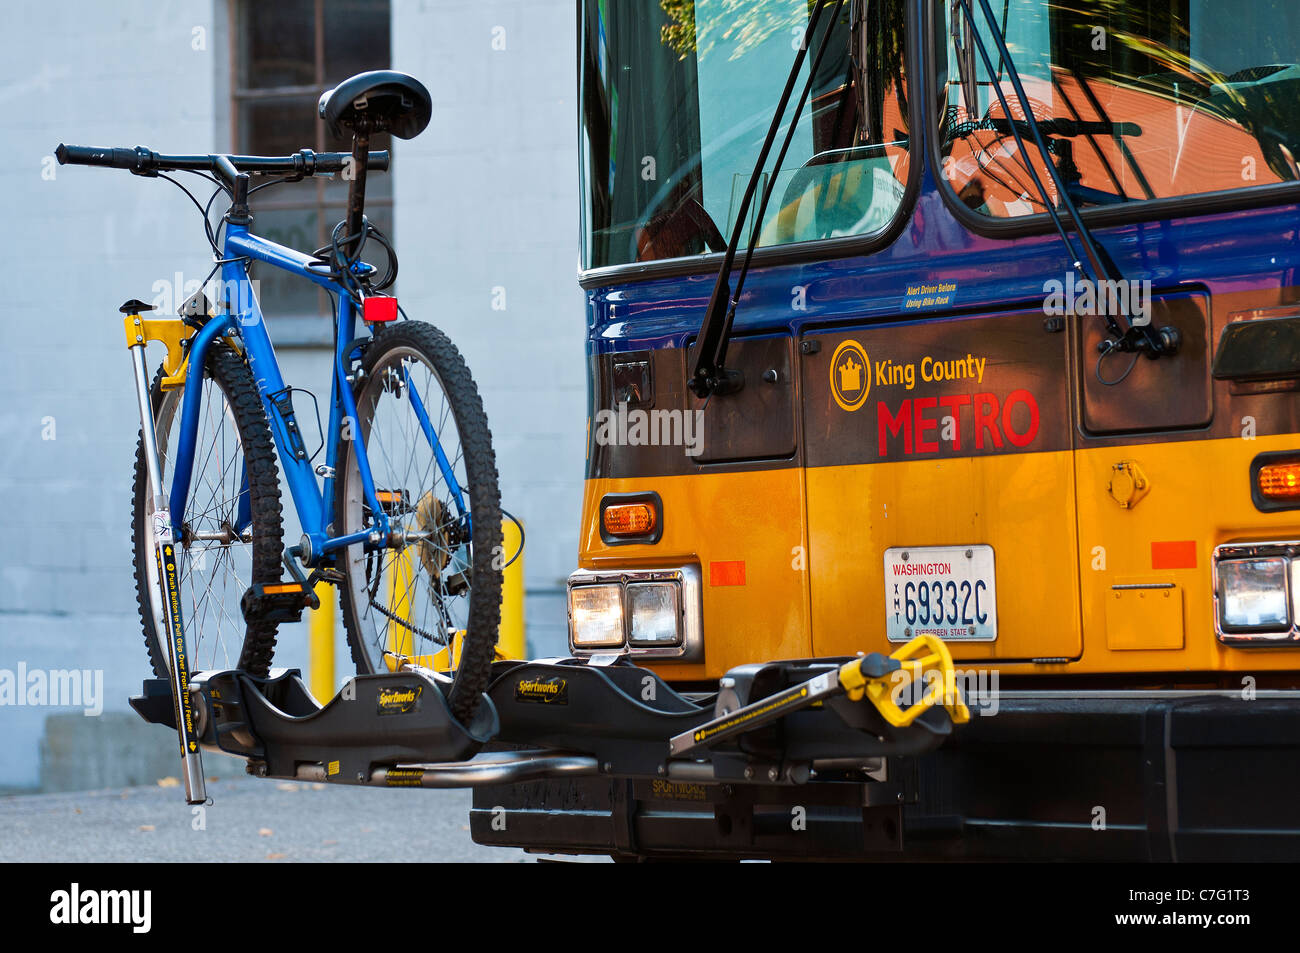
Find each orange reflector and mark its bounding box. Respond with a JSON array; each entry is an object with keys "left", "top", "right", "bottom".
[
  {"left": 709, "top": 560, "right": 746, "bottom": 587},
  {"left": 263, "top": 583, "right": 303, "bottom": 595},
  {"left": 603, "top": 503, "right": 656, "bottom": 536},
  {"left": 1151, "top": 540, "right": 1197, "bottom": 570},
  {"left": 376, "top": 490, "right": 403, "bottom": 503},
  {"left": 1259, "top": 463, "right": 1300, "bottom": 500}
]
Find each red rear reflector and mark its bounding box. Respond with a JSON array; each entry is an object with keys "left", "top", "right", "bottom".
[
  {"left": 1151, "top": 540, "right": 1197, "bottom": 570},
  {"left": 709, "top": 560, "right": 746, "bottom": 587},
  {"left": 364, "top": 297, "right": 398, "bottom": 322},
  {"left": 1258, "top": 462, "right": 1300, "bottom": 500}
]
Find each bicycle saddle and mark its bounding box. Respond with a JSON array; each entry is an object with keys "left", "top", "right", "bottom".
[{"left": 318, "top": 70, "right": 432, "bottom": 140}]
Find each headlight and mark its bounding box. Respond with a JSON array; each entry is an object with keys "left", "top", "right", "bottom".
[
  {"left": 1212, "top": 542, "right": 1300, "bottom": 644},
  {"left": 627, "top": 582, "right": 682, "bottom": 646},
  {"left": 568, "top": 584, "right": 624, "bottom": 647},
  {"left": 1218, "top": 557, "right": 1289, "bottom": 631},
  {"left": 566, "top": 566, "right": 702, "bottom": 660}
]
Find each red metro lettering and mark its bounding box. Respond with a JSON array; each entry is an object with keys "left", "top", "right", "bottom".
[{"left": 876, "top": 389, "right": 1039, "bottom": 457}]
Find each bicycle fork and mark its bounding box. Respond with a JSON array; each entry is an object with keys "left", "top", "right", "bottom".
[{"left": 125, "top": 303, "right": 207, "bottom": 805}]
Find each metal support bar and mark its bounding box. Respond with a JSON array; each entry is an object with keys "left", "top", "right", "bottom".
[
  {"left": 292, "top": 750, "right": 599, "bottom": 788},
  {"left": 129, "top": 332, "right": 206, "bottom": 805}
]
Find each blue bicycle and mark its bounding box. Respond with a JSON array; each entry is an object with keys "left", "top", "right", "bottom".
[{"left": 58, "top": 71, "right": 503, "bottom": 732}]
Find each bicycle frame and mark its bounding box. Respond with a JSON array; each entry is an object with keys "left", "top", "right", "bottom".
[{"left": 166, "top": 219, "right": 467, "bottom": 565}]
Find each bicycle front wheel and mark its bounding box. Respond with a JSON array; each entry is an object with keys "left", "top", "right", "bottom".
[
  {"left": 131, "top": 343, "right": 285, "bottom": 679},
  {"left": 335, "top": 321, "right": 503, "bottom": 725}
]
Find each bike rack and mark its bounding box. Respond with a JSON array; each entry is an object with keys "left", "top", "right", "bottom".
[
  {"left": 130, "top": 637, "right": 970, "bottom": 799},
  {"left": 124, "top": 300, "right": 208, "bottom": 805}
]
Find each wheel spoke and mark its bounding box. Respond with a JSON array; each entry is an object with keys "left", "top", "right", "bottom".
[
  {"left": 140, "top": 353, "right": 280, "bottom": 681},
  {"left": 341, "top": 340, "right": 484, "bottom": 669}
]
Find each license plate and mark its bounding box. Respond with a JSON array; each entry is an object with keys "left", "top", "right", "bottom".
[{"left": 884, "top": 545, "right": 997, "bottom": 642}]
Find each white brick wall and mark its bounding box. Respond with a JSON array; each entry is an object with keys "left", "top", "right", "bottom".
[
  {"left": 0, "top": 1, "right": 222, "bottom": 789},
  {"left": 0, "top": 0, "right": 584, "bottom": 790},
  {"left": 390, "top": 0, "right": 585, "bottom": 657}
]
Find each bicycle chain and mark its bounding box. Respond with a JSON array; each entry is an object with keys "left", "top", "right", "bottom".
[
  {"left": 365, "top": 551, "right": 457, "bottom": 647},
  {"left": 369, "top": 597, "right": 454, "bottom": 646}
]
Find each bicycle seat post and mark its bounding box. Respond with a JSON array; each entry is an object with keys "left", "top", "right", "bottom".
[{"left": 344, "top": 123, "right": 371, "bottom": 254}]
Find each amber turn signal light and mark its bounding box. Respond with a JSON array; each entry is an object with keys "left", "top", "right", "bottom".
[
  {"left": 603, "top": 502, "right": 657, "bottom": 537},
  {"left": 1258, "top": 462, "right": 1300, "bottom": 500}
]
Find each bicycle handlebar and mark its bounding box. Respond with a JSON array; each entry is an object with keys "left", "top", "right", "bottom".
[{"left": 54, "top": 144, "right": 390, "bottom": 182}]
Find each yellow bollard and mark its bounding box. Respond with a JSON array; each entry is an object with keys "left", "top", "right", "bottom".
[
  {"left": 498, "top": 515, "right": 526, "bottom": 660},
  {"left": 308, "top": 580, "right": 336, "bottom": 704},
  {"left": 432, "top": 516, "right": 525, "bottom": 670},
  {"left": 386, "top": 549, "right": 415, "bottom": 665}
]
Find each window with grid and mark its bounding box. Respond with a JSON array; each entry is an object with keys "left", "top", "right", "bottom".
[{"left": 232, "top": 0, "right": 393, "bottom": 327}]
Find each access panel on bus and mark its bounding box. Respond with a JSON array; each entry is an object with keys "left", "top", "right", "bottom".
[{"left": 801, "top": 306, "right": 1081, "bottom": 662}]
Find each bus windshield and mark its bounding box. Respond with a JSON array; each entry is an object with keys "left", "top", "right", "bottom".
[
  {"left": 937, "top": 0, "right": 1300, "bottom": 218},
  {"left": 579, "top": 0, "right": 910, "bottom": 271}
]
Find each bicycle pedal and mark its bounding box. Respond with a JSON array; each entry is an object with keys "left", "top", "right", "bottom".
[
  {"left": 241, "top": 581, "right": 316, "bottom": 624},
  {"left": 374, "top": 488, "right": 410, "bottom": 515}
]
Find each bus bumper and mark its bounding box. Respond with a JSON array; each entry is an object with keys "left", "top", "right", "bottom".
[{"left": 470, "top": 692, "right": 1300, "bottom": 861}]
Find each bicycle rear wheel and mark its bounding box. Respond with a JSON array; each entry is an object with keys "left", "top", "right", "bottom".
[
  {"left": 335, "top": 321, "right": 502, "bottom": 725},
  {"left": 132, "top": 343, "right": 285, "bottom": 679}
]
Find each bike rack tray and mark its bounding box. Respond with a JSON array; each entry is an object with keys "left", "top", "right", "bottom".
[
  {"left": 481, "top": 653, "right": 960, "bottom": 783},
  {"left": 130, "top": 637, "right": 969, "bottom": 797},
  {"left": 133, "top": 667, "right": 498, "bottom": 783}
]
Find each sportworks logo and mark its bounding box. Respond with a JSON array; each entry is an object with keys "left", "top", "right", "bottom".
[
  {"left": 50, "top": 884, "right": 151, "bottom": 933},
  {"left": 518, "top": 679, "right": 561, "bottom": 695},
  {"left": 515, "top": 676, "right": 568, "bottom": 704},
  {"left": 376, "top": 685, "right": 421, "bottom": 715}
]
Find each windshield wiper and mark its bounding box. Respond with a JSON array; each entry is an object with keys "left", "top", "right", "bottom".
[
  {"left": 952, "top": 0, "right": 1177, "bottom": 361},
  {"left": 688, "top": 0, "right": 848, "bottom": 399}
]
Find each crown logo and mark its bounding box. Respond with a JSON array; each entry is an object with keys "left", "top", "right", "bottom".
[{"left": 838, "top": 355, "right": 863, "bottom": 392}]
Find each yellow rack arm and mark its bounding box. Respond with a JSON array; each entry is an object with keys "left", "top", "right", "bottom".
[
  {"left": 839, "top": 635, "right": 971, "bottom": 728},
  {"left": 670, "top": 636, "right": 973, "bottom": 757},
  {"left": 123, "top": 311, "right": 195, "bottom": 391}
]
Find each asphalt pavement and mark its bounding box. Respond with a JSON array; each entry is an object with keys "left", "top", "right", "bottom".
[{"left": 0, "top": 775, "right": 604, "bottom": 863}]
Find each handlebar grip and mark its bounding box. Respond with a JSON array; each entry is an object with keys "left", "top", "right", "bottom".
[
  {"left": 312, "top": 151, "right": 390, "bottom": 173},
  {"left": 55, "top": 144, "right": 155, "bottom": 172}
]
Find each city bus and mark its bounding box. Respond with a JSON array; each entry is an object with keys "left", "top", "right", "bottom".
[{"left": 475, "top": 0, "right": 1300, "bottom": 859}]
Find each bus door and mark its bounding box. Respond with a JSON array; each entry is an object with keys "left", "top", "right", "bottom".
[{"left": 801, "top": 303, "right": 1083, "bottom": 663}]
